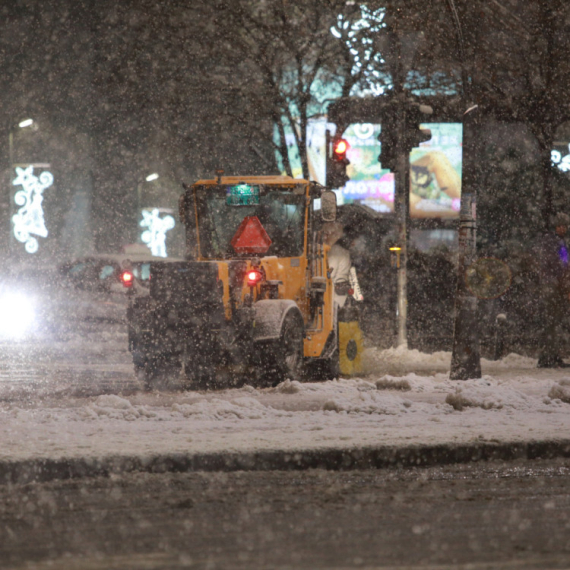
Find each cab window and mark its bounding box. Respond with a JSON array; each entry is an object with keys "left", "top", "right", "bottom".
[{"left": 196, "top": 187, "right": 305, "bottom": 258}]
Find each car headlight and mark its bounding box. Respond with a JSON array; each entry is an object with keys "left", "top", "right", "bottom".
[{"left": 0, "top": 292, "right": 36, "bottom": 338}]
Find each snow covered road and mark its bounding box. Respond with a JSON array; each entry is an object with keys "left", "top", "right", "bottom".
[{"left": 1, "top": 325, "right": 570, "bottom": 467}]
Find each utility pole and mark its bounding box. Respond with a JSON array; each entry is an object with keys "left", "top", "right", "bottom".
[
  {"left": 446, "top": 0, "right": 482, "bottom": 380},
  {"left": 449, "top": 105, "right": 482, "bottom": 379}
]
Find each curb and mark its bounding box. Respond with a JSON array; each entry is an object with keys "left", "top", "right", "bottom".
[{"left": 3, "top": 440, "right": 570, "bottom": 485}]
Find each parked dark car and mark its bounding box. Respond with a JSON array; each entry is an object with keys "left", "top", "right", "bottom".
[{"left": 58, "top": 253, "right": 161, "bottom": 293}]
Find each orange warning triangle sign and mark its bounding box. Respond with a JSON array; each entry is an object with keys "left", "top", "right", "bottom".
[{"left": 231, "top": 216, "right": 272, "bottom": 254}]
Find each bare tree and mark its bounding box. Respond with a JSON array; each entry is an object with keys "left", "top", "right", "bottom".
[
  {"left": 195, "top": 0, "right": 390, "bottom": 179},
  {"left": 458, "top": 0, "right": 570, "bottom": 225}
]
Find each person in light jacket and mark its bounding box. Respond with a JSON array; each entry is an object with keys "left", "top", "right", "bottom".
[{"left": 324, "top": 223, "right": 358, "bottom": 309}]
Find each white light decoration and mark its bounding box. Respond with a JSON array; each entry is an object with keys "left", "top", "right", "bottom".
[
  {"left": 330, "top": 6, "right": 386, "bottom": 96},
  {"left": 552, "top": 148, "right": 570, "bottom": 172},
  {"left": 140, "top": 208, "right": 175, "bottom": 258},
  {"left": 12, "top": 165, "right": 54, "bottom": 254}
]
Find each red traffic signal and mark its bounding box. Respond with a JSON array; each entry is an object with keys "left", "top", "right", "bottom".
[
  {"left": 332, "top": 138, "right": 349, "bottom": 161},
  {"left": 327, "top": 135, "right": 351, "bottom": 189}
]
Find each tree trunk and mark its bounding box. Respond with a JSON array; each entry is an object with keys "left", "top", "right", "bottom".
[
  {"left": 275, "top": 118, "right": 293, "bottom": 177},
  {"left": 540, "top": 131, "right": 555, "bottom": 229}
]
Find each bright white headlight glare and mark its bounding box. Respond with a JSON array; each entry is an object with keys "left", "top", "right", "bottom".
[{"left": 0, "top": 292, "right": 36, "bottom": 338}]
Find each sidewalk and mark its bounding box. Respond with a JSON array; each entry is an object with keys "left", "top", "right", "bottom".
[{"left": 2, "top": 346, "right": 570, "bottom": 483}]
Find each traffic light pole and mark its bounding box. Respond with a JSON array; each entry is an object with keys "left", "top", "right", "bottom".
[{"left": 394, "top": 105, "right": 409, "bottom": 348}]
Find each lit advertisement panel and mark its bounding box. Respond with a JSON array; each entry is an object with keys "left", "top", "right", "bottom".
[
  {"left": 338, "top": 122, "right": 463, "bottom": 218},
  {"left": 343, "top": 123, "right": 393, "bottom": 213},
  {"left": 409, "top": 123, "right": 463, "bottom": 218}
]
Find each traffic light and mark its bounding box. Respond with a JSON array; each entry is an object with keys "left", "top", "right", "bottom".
[
  {"left": 326, "top": 134, "right": 350, "bottom": 189},
  {"left": 378, "top": 109, "right": 398, "bottom": 172},
  {"left": 378, "top": 101, "right": 433, "bottom": 171},
  {"left": 403, "top": 103, "right": 432, "bottom": 152}
]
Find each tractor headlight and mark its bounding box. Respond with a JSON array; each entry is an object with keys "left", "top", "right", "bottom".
[{"left": 0, "top": 291, "right": 36, "bottom": 338}]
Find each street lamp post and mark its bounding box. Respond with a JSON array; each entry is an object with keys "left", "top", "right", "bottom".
[
  {"left": 8, "top": 118, "right": 35, "bottom": 171},
  {"left": 136, "top": 173, "right": 159, "bottom": 242}
]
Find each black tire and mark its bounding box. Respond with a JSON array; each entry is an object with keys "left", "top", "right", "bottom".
[
  {"left": 260, "top": 311, "right": 304, "bottom": 385},
  {"left": 135, "top": 355, "right": 182, "bottom": 391}
]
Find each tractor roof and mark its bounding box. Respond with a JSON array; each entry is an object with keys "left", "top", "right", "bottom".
[{"left": 193, "top": 175, "right": 309, "bottom": 187}]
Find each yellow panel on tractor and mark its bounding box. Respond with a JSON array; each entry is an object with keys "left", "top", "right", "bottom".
[{"left": 339, "top": 320, "right": 364, "bottom": 377}]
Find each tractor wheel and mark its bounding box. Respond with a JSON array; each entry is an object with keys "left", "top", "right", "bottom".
[
  {"left": 135, "top": 355, "right": 182, "bottom": 391},
  {"left": 260, "top": 312, "right": 304, "bottom": 386}
]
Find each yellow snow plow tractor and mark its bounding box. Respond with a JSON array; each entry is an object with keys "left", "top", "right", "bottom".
[{"left": 126, "top": 175, "right": 364, "bottom": 389}]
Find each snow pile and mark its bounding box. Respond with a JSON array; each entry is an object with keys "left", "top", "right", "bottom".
[
  {"left": 273, "top": 377, "right": 378, "bottom": 396},
  {"left": 266, "top": 375, "right": 448, "bottom": 416},
  {"left": 3, "top": 339, "right": 570, "bottom": 464},
  {"left": 548, "top": 378, "right": 570, "bottom": 403},
  {"left": 373, "top": 373, "right": 448, "bottom": 392},
  {"left": 323, "top": 391, "right": 415, "bottom": 415},
  {"left": 363, "top": 345, "right": 452, "bottom": 374},
  {"left": 172, "top": 396, "right": 285, "bottom": 421},
  {"left": 374, "top": 375, "right": 412, "bottom": 391},
  {"left": 481, "top": 353, "right": 537, "bottom": 369},
  {"left": 275, "top": 379, "right": 304, "bottom": 394},
  {"left": 80, "top": 395, "right": 156, "bottom": 421},
  {"left": 445, "top": 377, "right": 540, "bottom": 411}
]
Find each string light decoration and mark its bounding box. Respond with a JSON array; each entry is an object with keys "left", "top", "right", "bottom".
[
  {"left": 140, "top": 208, "right": 175, "bottom": 258},
  {"left": 12, "top": 165, "right": 54, "bottom": 254}
]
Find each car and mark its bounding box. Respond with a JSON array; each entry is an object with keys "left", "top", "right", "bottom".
[
  {"left": 57, "top": 252, "right": 184, "bottom": 322},
  {"left": 59, "top": 254, "right": 154, "bottom": 296}
]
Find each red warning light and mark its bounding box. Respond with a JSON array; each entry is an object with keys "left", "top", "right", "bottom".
[
  {"left": 231, "top": 216, "right": 272, "bottom": 254},
  {"left": 247, "top": 269, "right": 263, "bottom": 287},
  {"left": 121, "top": 270, "right": 134, "bottom": 288}
]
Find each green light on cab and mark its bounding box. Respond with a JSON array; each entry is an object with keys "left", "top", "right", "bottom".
[{"left": 226, "top": 184, "right": 260, "bottom": 206}]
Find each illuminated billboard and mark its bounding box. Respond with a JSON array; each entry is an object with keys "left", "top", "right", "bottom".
[
  {"left": 278, "top": 118, "right": 463, "bottom": 219},
  {"left": 342, "top": 123, "right": 391, "bottom": 213},
  {"left": 409, "top": 123, "right": 462, "bottom": 218},
  {"left": 342, "top": 122, "right": 463, "bottom": 218}
]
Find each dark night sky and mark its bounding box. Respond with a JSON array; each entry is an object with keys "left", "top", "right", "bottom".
[{"left": 0, "top": 0, "right": 273, "bottom": 254}]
